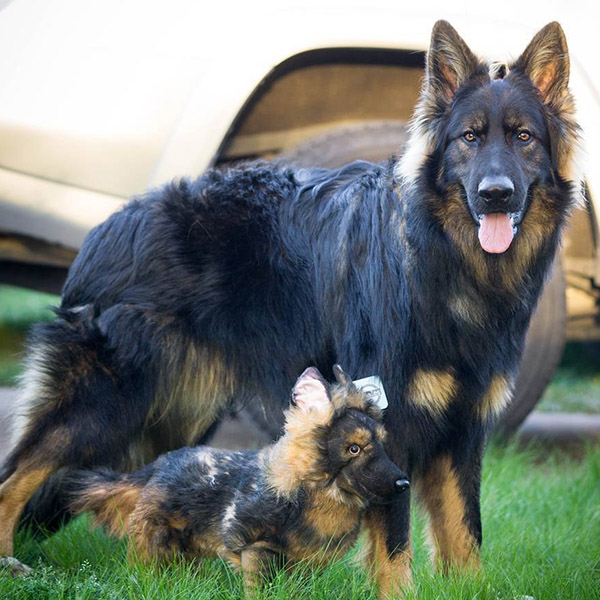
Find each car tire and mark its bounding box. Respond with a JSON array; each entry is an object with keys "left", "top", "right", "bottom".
[
  {"left": 276, "top": 120, "right": 566, "bottom": 438},
  {"left": 496, "top": 260, "right": 566, "bottom": 435}
]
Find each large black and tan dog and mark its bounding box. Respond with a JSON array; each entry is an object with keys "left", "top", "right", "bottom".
[
  {"left": 70, "top": 365, "right": 409, "bottom": 592},
  {"left": 0, "top": 20, "right": 580, "bottom": 597}
]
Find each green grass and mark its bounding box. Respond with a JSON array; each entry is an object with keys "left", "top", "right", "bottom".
[
  {"left": 537, "top": 344, "right": 600, "bottom": 414},
  {"left": 0, "top": 286, "right": 59, "bottom": 329},
  {"left": 2, "top": 443, "right": 599, "bottom": 599},
  {"left": 0, "top": 285, "right": 59, "bottom": 386}
]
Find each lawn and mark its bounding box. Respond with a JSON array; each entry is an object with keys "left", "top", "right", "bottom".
[
  {"left": 1, "top": 443, "right": 599, "bottom": 599},
  {"left": 0, "top": 285, "right": 59, "bottom": 385}
]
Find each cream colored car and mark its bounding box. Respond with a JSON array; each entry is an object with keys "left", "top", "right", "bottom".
[{"left": 0, "top": 0, "right": 598, "bottom": 432}]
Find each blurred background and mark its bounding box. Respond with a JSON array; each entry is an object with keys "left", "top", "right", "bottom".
[{"left": 0, "top": 0, "right": 599, "bottom": 452}]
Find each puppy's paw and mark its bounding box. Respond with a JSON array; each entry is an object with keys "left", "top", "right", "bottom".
[{"left": 0, "top": 556, "right": 33, "bottom": 577}]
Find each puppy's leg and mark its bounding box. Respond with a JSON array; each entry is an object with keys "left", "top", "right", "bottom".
[
  {"left": 364, "top": 493, "right": 412, "bottom": 600},
  {"left": 416, "top": 445, "right": 484, "bottom": 573},
  {"left": 240, "top": 543, "right": 278, "bottom": 596}
]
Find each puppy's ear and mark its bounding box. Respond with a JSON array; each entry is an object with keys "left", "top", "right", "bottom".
[
  {"left": 332, "top": 364, "right": 352, "bottom": 386},
  {"left": 513, "top": 22, "right": 570, "bottom": 105},
  {"left": 292, "top": 367, "right": 331, "bottom": 413},
  {"left": 426, "top": 20, "right": 480, "bottom": 103}
]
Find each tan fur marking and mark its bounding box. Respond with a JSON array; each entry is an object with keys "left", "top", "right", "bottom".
[
  {"left": 240, "top": 542, "right": 279, "bottom": 593},
  {"left": 346, "top": 427, "right": 372, "bottom": 447},
  {"left": 448, "top": 294, "right": 486, "bottom": 327},
  {"left": 407, "top": 369, "right": 457, "bottom": 416},
  {"left": 364, "top": 510, "right": 412, "bottom": 599},
  {"left": 151, "top": 342, "right": 236, "bottom": 447},
  {"left": 478, "top": 375, "right": 514, "bottom": 419},
  {"left": 264, "top": 402, "right": 335, "bottom": 498},
  {"left": 75, "top": 482, "right": 143, "bottom": 537},
  {"left": 416, "top": 455, "right": 481, "bottom": 572},
  {"left": 0, "top": 466, "right": 55, "bottom": 556},
  {"left": 331, "top": 384, "right": 381, "bottom": 417},
  {"left": 305, "top": 491, "right": 360, "bottom": 541},
  {"left": 435, "top": 186, "right": 564, "bottom": 294}
]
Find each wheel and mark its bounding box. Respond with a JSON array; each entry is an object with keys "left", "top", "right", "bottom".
[
  {"left": 277, "top": 120, "right": 567, "bottom": 438},
  {"left": 497, "top": 261, "right": 566, "bottom": 435},
  {"left": 280, "top": 120, "right": 409, "bottom": 168}
]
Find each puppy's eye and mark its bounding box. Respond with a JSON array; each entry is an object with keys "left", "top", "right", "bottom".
[
  {"left": 348, "top": 444, "right": 361, "bottom": 456},
  {"left": 462, "top": 131, "right": 477, "bottom": 143},
  {"left": 517, "top": 130, "right": 531, "bottom": 142}
]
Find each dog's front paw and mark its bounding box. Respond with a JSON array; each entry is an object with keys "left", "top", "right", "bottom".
[{"left": 0, "top": 556, "right": 33, "bottom": 577}]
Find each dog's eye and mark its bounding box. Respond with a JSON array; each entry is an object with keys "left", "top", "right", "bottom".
[
  {"left": 462, "top": 131, "right": 477, "bottom": 143},
  {"left": 348, "top": 444, "right": 361, "bottom": 456},
  {"left": 517, "top": 130, "right": 532, "bottom": 142}
]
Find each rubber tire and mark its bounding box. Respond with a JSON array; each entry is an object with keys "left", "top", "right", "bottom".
[
  {"left": 497, "top": 260, "right": 566, "bottom": 435},
  {"left": 280, "top": 120, "right": 409, "bottom": 168},
  {"left": 278, "top": 120, "right": 567, "bottom": 438}
]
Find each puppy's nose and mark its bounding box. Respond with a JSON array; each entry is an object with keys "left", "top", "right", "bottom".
[
  {"left": 395, "top": 479, "right": 410, "bottom": 493},
  {"left": 478, "top": 176, "right": 514, "bottom": 205}
]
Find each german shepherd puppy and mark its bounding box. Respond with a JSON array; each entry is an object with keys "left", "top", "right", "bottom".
[
  {"left": 0, "top": 20, "right": 581, "bottom": 597},
  {"left": 69, "top": 365, "right": 409, "bottom": 591}
]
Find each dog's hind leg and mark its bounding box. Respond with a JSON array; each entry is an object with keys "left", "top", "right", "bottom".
[
  {"left": 0, "top": 465, "right": 54, "bottom": 574},
  {"left": 415, "top": 446, "right": 483, "bottom": 573},
  {"left": 0, "top": 321, "right": 155, "bottom": 568}
]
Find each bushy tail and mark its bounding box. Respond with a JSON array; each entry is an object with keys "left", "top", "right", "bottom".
[{"left": 69, "top": 467, "right": 151, "bottom": 537}]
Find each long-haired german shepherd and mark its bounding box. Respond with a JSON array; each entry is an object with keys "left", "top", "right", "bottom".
[
  {"left": 69, "top": 365, "right": 409, "bottom": 592},
  {"left": 0, "top": 20, "right": 581, "bottom": 596}
]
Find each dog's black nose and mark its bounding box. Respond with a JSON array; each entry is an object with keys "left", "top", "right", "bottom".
[
  {"left": 478, "top": 176, "right": 514, "bottom": 205},
  {"left": 395, "top": 479, "right": 410, "bottom": 493}
]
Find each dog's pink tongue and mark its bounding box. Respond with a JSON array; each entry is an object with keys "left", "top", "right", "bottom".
[{"left": 478, "top": 213, "right": 514, "bottom": 254}]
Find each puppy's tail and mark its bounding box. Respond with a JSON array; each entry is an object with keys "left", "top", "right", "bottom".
[{"left": 69, "top": 466, "right": 152, "bottom": 537}]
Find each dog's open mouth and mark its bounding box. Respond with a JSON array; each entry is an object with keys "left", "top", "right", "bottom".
[{"left": 477, "top": 212, "right": 520, "bottom": 254}]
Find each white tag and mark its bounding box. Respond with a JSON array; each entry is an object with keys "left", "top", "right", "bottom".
[{"left": 353, "top": 375, "right": 388, "bottom": 410}]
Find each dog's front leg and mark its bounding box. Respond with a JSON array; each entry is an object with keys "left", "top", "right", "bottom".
[
  {"left": 364, "top": 493, "right": 412, "bottom": 599},
  {"left": 415, "top": 444, "right": 484, "bottom": 573}
]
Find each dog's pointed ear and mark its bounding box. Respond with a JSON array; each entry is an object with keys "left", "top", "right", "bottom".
[
  {"left": 513, "top": 22, "right": 570, "bottom": 105},
  {"left": 332, "top": 364, "right": 352, "bottom": 386},
  {"left": 426, "top": 20, "right": 480, "bottom": 103},
  {"left": 292, "top": 367, "right": 331, "bottom": 413}
]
